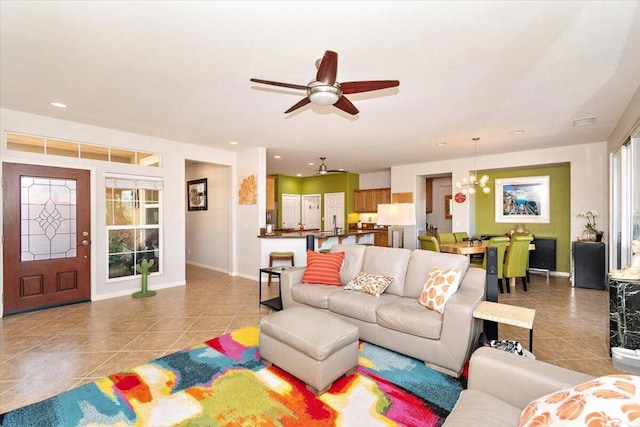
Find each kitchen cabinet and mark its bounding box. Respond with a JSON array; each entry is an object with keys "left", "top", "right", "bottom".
[
  {"left": 374, "top": 230, "right": 389, "bottom": 247},
  {"left": 425, "top": 178, "right": 433, "bottom": 213},
  {"left": 354, "top": 188, "right": 390, "bottom": 213},
  {"left": 266, "top": 177, "right": 275, "bottom": 211}
]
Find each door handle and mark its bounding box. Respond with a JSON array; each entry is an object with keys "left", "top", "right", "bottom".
[{"left": 81, "top": 240, "right": 90, "bottom": 246}]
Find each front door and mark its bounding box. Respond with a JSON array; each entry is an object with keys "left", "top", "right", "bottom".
[{"left": 3, "top": 163, "right": 91, "bottom": 314}]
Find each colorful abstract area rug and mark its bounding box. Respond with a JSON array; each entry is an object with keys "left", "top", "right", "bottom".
[{"left": 0, "top": 325, "right": 467, "bottom": 426}]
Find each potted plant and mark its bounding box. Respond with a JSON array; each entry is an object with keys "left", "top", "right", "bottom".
[{"left": 577, "top": 210, "right": 603, "bottom": 242}]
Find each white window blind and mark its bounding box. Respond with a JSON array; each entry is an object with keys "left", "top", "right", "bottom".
[{"left": 104, "top": 175, "right": 164, "bottom": 190}]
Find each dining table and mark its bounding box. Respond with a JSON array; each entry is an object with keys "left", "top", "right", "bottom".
[{"left": 439, "top": 240, "right": 535, "bottom": 256}]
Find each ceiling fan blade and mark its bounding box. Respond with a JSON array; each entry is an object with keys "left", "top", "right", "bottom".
[
  {"left": 250, "top": 78, "right": 307, "bottom": 91},
  {"left": 333, "top": 96, "right": 359, "bottom": 115},
  {"left": 285, "top": 97, "right": 311, "bottom": 113},
  {"left": 316, "top": 51, "right": 338, "bottom": 85},
  {"left": 340, "top": 80, "right": 400, "bottom": 94}
]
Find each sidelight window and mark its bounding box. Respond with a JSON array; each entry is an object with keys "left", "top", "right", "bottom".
[{"left": 105, "top": 175, "right": 163, "bottom": 280}]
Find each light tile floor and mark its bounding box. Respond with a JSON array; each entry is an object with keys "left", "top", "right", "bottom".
[{"left": 0, "top": 265, "right": 621, "bottom": 413}]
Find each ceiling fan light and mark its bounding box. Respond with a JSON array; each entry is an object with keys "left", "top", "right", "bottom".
[
  {"left": 469, "top": 174, "right": 476, "bottom": 183},
  {"left": 469, "top": 187, "right": 476, "bottom": 195},
  {"left": 480, "top": 175, "right": 489, "bottom": 185},
  {"left": 483, "top": 186, "right": 491, "bottom": 194},
  {"left": 309, "top": 91, "right": 340, "bottom": 106}
]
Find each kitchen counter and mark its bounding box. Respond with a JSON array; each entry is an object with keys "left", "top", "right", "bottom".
[
  {"left": 257, "top": 229, "right": 376, "bottom": 268},
  {"left": 258, "top": 229, "right": 376, "bottom": 246}
]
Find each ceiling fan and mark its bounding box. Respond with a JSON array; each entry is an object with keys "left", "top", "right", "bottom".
[
  {"left": 250, "top": 50, "right": 399, "bottom": 115},
  {"left": 316, "top": 157, "right": 345, "bottom": 175}
]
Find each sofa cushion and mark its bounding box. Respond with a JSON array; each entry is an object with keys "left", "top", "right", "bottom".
[
  {"left": 328, "top": 290, "right": 401, "bottom": 323},
  {"left": 417, "top": 267, "right": 463, "bottom": 314},
  {"left": 404, "top": 250, "right": 469, "bottom": 298},
  {"left": 344, "top": 272, "right": 394, "bottom": 297},
  {"left": 302, "top": 250, "right": 345, "bottom": 286},
  {"left": 376, "top": 298, "right": 443, "bottom": 339},
  {"left": 291, "top": 284, "right": 344, "bottom": 309},
  {"left": 360, "top": 246, "right": 411, "bottom": 296},
  {"left": 519, "top": 374, "right": 640, "bottom": 427},
  {"left": 443, "top": 389, "right": 522, "bottom": 427},
  {"left": 330, "top": 244, "right": 366, "bottom": 285}
]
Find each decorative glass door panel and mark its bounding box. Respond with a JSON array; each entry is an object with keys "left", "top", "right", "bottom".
[{"left": 21, "top": 177, "right": 77, "bottom": 261}]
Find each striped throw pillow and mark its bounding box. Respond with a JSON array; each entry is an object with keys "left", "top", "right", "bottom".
[{"left": 302, "top": 250, "right": 345, "bottom": 286}]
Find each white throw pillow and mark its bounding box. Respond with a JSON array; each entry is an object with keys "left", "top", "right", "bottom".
[
  {"left": 417, "top": 267, "right": 462, "bottom": 314},
  {"left": 519, "top": 374, "right": 640, "bottom": 427}
]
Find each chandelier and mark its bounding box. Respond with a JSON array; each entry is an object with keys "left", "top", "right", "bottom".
[{"left": 455, "top": 137, "right": 490, "bottom": 195}]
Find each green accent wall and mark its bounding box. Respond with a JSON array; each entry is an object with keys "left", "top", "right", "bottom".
[
  {"left": 475, "top": 163, "right": 571, "bottom": 272},
  {"left": 274, "top": 173, "right": 359, "bottom": 228}
]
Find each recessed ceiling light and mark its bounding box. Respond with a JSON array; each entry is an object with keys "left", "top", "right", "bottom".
[
  {"left": 296, "top": 174, "right": 302, "bottom": 177},
  {"left": 229, "top": 141, "right": 238, "bottom": 145},
  {"left": 573, "top": 117, "right": 597, "bottom": 127},
  {"left": 511, "top": 130, "right": 525, "bottom": 135},
  {"left": 436, "top": 142, "right": 447, "bottom": 146},
  {"left": 50, "top": 102, "right": 67, "bottom": 108},
  {"left": 308, "top": 162, "right": 315, "bottom": 166},
  {"left": 274, "top": 155, "right": 281, "bottom": 159}
]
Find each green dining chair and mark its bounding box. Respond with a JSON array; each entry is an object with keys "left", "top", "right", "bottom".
[
  {"left": 482, "top": 237, "right": 510, "bottom": 293},
  {"left": 418, "top": 235, "right": 440, "bottom": 252},
  {"left": 503, "top": 235, "right": 534, "bottom": 292},
  {"left": 453, "top": 232, "right": 469, "bottom": 242},
  {"left": 437, "top": 232, "right": 456, "bottom": 244}
]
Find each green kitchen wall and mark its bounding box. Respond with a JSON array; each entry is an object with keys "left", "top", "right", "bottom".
[
  {"left": 475, "top": 163, "right": 571, "bottom": 272},
  {"left": 274, "top": 173, "right": 359, "bottom": 229}
]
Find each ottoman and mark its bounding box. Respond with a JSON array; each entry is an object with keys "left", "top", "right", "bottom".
[{"left": 259, "top": 306, "right": 360, "bottom": 395}]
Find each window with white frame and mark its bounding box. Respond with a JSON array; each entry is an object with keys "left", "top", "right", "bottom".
[{"left": 105, "top": 176, "right": 163, "bottom": 280}]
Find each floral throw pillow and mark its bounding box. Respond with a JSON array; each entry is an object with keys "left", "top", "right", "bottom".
[
  {"left": 344, "top": 272, "right": 394, "bottom": 297},
  {"left": 301, "top": 250, "right": 345, "bottom": 286},
  {"left": 519, "top": 374, "right": 640, "bottom": 427},
  {"left": 417, "top": 267, "right": 462, "bottom": 314}
]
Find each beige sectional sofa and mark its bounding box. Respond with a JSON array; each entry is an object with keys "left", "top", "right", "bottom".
[
  {"left": 444, "top": 346, "right": 593, "bottom": 426},
  {"left": 280, "top": 244, "right": 486, "bottom": 377}
]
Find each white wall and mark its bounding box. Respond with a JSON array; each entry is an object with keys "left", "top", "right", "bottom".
[
  {"left": 0, "top": 108, "right": 247, "bottom": 315},
  {"left": 234, "top": 147, "right": 266, "bottom": 280},
  {"left": 392, "top": 141, "right": 608, "bottom": 241},
  {"left": 359, "top": 170, "right": 391, "bottom": 189},
  {"left": 185, "top": 162, "right": 230, "bottom": 272}
]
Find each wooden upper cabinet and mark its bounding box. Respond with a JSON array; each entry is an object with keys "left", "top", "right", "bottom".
[
  {"left": 354, "top": 188, "right": 390, "bottom": 213},
  {"left": 266, "top": 177, "right": 275, "bottom": 211},
  {"left": 425, "top": 178, "right": 433, "bottom": 213}
]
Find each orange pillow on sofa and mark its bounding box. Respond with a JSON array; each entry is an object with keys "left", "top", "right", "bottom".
[{"left": 302, "top": 250, "right": 345, "bottom": 286}]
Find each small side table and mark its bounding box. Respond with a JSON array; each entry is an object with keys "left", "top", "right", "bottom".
[
  {"left": 473, "top": 301, "right": 536, "bottom": 351},
  {"left": 259, "top": 266, "right": 287, "bottom": 311}
]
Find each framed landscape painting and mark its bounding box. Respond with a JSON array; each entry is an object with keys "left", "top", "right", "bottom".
[
  {"left": 495, "top": 176, "right": 549, "bottom": 223},
  {"left": 187, "top": 178, "right": 207, "bottom": 211}
]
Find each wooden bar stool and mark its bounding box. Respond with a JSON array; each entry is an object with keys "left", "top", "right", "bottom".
[{"left": 268, "top": 251, "right": 294, "bottom": 286}]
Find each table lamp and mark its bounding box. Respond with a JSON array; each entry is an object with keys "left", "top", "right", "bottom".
[{"left": 377, "top": 203, "right": 416, "bottom": 248}]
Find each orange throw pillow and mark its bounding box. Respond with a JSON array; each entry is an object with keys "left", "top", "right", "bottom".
[{"left": 302, "top": 250, "right": 345, "bottom": 286}]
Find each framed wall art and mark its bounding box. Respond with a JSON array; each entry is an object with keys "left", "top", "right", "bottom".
[
  {"left": 187, "top": 178, "right": 207, "bottom": 211},
  {"left": 495, "top": 176, "right": 549, "bottom": 223}
]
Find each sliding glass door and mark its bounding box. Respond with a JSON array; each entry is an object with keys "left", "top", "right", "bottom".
[{"left": 611, "top": 131, "right": 639, "bottom": 269}]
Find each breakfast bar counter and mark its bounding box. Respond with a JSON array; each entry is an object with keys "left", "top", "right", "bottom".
[{"left": 258, "top": 230, "right": 376, "bottom": 268}]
